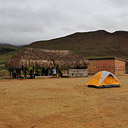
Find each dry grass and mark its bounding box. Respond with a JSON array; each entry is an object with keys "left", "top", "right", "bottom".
[
  {"left": 5, "top": 48, "right": 88, "bottom": 68},
  {"left": 0, "top": 76, "right": 128, "bottom": 128}
]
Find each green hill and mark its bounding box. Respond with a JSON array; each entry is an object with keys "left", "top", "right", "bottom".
[
  {"left": 0, "top": 43, "right": 18, "bottom": 48},
  {"left": 0, "top": 43, "right": 22, "bottom": 65},
  {"left": 0, "top": 44, "right": 20, "bottom": 73},
  {"left": 0, "top": 43, "right": 19, "bottom": 55},
  {"left": 27, "top": 30, "right": 128, "bottom": 59}
]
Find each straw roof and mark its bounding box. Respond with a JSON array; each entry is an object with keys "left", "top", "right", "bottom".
[{"left": 5, "top": 48, "right": 89, "bottom": 69}]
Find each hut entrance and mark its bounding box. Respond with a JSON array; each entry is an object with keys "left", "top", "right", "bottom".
[{"left": 8, "top": 67, "right": 63, "bottom": 79}]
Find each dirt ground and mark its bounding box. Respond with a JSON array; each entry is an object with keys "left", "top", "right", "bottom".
[{"left": 0, "top": 76, "right": 128, "bottom": 128}]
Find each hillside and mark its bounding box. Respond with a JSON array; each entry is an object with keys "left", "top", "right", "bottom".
[
  {"left": 0, "top": 43, "right": 20, "bottom": 73},
  {"left": 0, "top": 43, "right": 18, "bottom": 49},
  {"left": 0, "top": 43, "right": 19, "bottom": 55},
  {"left": 27, "top": 30, "right": 128, "bottom": 59}
]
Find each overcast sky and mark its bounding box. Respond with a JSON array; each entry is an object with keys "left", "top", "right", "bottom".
[{"left": 0, "top": 0, "right": 128, "bottom": 45}]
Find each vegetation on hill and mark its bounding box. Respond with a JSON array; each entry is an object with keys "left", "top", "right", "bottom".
[
  {"left": 0, "top": 43, "right": 21, "bottom": 75},
  {"left": 0, "top": 43, "right": 20, "bottom": 55},
  {"left": 0, "top": 48, "right": 16, "bottom": 55},
  {"left": 0, "top": 43, "right": 18, "bottom": 48},
  {"left": 27, "top": 30, "right": 128, "bottom": 59},
  {"left": 0, "top": 50, "right": 19, "bottom": 77},
  {"left": 0, "top": 51, "right": 18, "bottom": 64}
]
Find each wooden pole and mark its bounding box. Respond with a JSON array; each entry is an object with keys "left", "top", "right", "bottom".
[
  {"left": 33, "top": 66, "right": 35, "bottom": 74},
  {"left": 56, "top": 68, "right": 59, "bottom": 78},
  {"left": 16, "top": 69, "right": 18, "bottom": 78},
  {"left": 48, "top": 68, "right": 49, "bottom": 76},
  {"left": 23, "top": 68, "right": 27, "bottom": 79},
  {"left": 19, "top": 69, "right": 21, "bottom": 78},
  {"left": 25, "top": 68, "right": 26, "bottom": 79},
  {"left": 12, "top": 68, "right": 14, "bottom": 78},
  {"left": 9, "top": 68, "right": 12, "bottom": 79},
  {"left": 23, "top": 68, "right": 25, "bottom": 79},
  {"left": 41, "top": 67, "right": 44, "bottom": 76}
]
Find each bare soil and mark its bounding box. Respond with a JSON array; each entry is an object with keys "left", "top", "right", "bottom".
[{"left": 0, "top": 76, "right": 128, "bottom": 128}]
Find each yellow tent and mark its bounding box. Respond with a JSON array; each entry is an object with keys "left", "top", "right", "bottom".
[{"left": 86, "top": 71, "right": 120, "bottom": 88}]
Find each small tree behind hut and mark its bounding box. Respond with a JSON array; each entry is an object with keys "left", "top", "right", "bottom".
[{"left": 5, "top": 48, "right": 89, "bottom": 78}]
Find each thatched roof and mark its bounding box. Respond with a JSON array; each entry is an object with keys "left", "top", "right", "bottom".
[{"left": 5, "top": 48, "right": 89, "bottom": 69}]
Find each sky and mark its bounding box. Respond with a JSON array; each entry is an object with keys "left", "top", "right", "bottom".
[{"left": 0, "top": 0, "right": 128, "bottom": 45}]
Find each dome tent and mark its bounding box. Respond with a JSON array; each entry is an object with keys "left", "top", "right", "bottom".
[{"left": 86, "top": 71, "right": 120, "bottom": 88}]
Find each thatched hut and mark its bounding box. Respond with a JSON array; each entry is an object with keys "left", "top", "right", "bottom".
[{"left": 5, "top": 48, "right": 89, "bottom": 78}]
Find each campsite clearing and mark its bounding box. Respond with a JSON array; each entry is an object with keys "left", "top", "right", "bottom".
[{"left": 0, "top": 76, "right": 128, "bottom": 128}]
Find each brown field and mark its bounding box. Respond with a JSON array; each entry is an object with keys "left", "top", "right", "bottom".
[{"left": 0, "top": 76, "right": 128, "bottom": 128}]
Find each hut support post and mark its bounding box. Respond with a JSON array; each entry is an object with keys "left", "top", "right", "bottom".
[
  {"left": 48, "top": 68, "right": 50, "bottom": 76},
  {"left": 19, "top": 69, "right": 21, "bottom": 78},
  {"left": 56, "top": 67, "right": 59, "bottom": 78},
  {"left": 16, "top": 69, "right": 17, "bottom": 78},
  {"left": 23, "top": 68, "right": 27, "bottom": 79},
  {"left": 39, "top": 68, "right": 41, "bottom": 76},
  {"left": 41, "top": 67, "right": 44, "bottom": 76},
  {"left": 12, "top": 68, "right": 14, "bottom": 78},
  {"left": 9, "top": 68, "right": 12, "bottom": 78},
  {"left": 33, "top": 66, "right": 35, "bottom": 74}
]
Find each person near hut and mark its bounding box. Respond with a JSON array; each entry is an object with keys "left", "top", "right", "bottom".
[{"left": 29, "top": 69, "right": 35, "bottom": 79}]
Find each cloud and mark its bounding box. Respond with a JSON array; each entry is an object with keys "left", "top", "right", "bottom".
[
  {"left": 0, "top": 0, "right": 128, "bottom": 45},
  {"left": 108, "top": 0, "right": 128, "bottom": 6}
]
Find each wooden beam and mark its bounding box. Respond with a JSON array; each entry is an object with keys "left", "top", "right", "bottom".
[
  {"left": 12, "top": 68, "right": 14, "bottom": 78},
  {"left": 9, "top": 68, "right": 12, "bottom": 79},
  {"left": 56, "top": 68, "right": 59, "bottom": 78}
]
